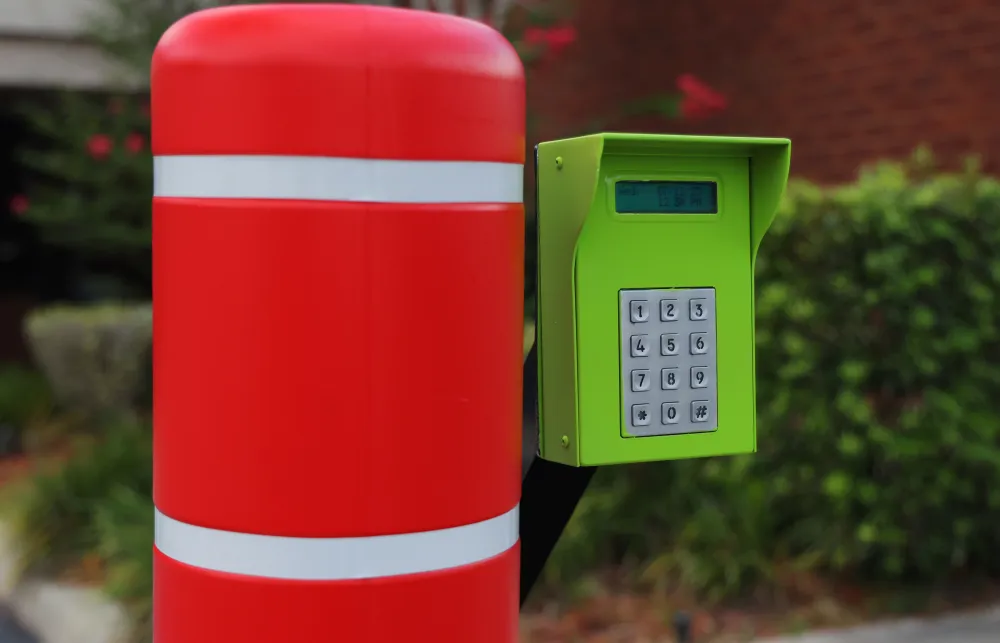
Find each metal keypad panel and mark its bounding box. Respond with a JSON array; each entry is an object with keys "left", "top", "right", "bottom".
[{"left": 619, "top": 288, "right": 718, "bottom": 437}]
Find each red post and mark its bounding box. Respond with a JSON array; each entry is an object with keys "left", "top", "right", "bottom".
[{"left": 151, "top": 5, "right": 525, "bottom": 642}]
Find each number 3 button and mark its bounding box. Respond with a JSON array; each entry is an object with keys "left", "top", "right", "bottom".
[{"left": 689, "top": 298, "right": 709, "bottom": 321}]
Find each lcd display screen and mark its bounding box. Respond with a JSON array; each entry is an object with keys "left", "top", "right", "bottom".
[{"left": 615, "top": 181, "right": 718, "bottom": 214}]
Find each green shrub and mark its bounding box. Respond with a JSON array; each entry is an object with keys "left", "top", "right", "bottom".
[
  {"left": 24, "top": 303, "right": 152, "bottom": 419},
  {"left": 10, "top": 419, "right": 151, "bottom": 577},
  {"left": 547, "top": 151, "right": 1000, "bottom": 598},
  {"left": 0, "top": 364, "right": 53, "bottom": 454},
  {"left": 94, "top": 487, "right": 153, "bottom": 643}
]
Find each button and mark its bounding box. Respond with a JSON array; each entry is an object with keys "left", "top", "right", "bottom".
[
  {"left": 630, "top": 335, "right": 650, "bottom": 357},
  {"left": 661, "top": 333, "right": 680, "bottom": 355},
  {"left": 690, "top": 366, "right": 710, "bottom": 388},
  {"left": 631, "top": 404, "right": 652, "bottom": 426},
  {"left": 630, "top": 300, "right": 650, "bottom": 323},
  {"left": 661, "top": 402, "right": 680, "bottom": 424},
  {"left": 691, "top": 400, "right": 711, "bottom": 423},
  {"left": 661, "top": 367, "right": 679, "bottom": 390},
  {"left": 630, "top": 369, "right": 651, "bottom": 392},
  {"left": 690, "top": 332, "right": 709, "bottom": 355},
  {"left": 660, "top": 299, "right": 679, "bottom": 321},
  {"left": 689, "top": 298, "right": 709, "bottom": 321}
]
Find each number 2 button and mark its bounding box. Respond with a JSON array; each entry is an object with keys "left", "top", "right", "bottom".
[
  {"left": 660, "top": 299, "right": 679, "bottom": 321},
  {"left": 630, "top": 335, "right": 650, "bottom": 357}
]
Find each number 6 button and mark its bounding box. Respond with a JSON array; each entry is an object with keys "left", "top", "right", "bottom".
[{"left": 690, "top": 332, "right": 708, "bottom": 355}]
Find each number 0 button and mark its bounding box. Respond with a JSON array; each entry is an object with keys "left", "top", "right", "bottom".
[
  {"left": 689, "top": 298, "right": 709, "bottom": 321},
  {"left": 690, "top": 332, "right": 709, "bottom": 355},
  {"left": 630, "top": 300, "right": 650, "bottom": 323},
  {"left": 630, "top": 335, "right": 650, "bottom": 357},
  {"left": 661, "top": 402, "right": 680, "bottom": 425}
]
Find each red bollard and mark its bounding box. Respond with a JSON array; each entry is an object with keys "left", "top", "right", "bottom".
[{"left": 151, "top": 5, "right": 525, "bottom": 642}]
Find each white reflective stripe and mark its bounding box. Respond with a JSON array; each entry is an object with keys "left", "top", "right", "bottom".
[
  {"left": 153, "top": 155, "right": 524, "bottom": 203},
  {"left": 154, "top": 504, "right": 519, "bottom": 580}
]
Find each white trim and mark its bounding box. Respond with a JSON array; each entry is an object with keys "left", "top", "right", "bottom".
[
  {"left": 153, "top": 155, "right": 524, "bottom": 204},
  {"left": 154, "top": 504, "right": 519, "bottom": 580}
]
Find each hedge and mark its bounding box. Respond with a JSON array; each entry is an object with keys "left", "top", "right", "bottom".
[{"left": 546, "top": 151, "right": 1000, "bottom": 598}]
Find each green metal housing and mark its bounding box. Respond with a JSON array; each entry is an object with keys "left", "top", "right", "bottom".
[{"left": 535, "top": 133, "right": 791, "bottom": 467}]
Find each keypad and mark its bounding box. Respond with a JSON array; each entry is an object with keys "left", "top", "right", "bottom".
[{"left": 619, "top": 287, "right": 718, "bottom": 437}]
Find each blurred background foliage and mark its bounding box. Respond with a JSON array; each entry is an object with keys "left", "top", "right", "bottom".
[{"left": 1, "top": 0, "right": 1000, "bottom": 641}]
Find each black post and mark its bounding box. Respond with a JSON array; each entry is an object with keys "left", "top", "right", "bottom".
[{"left": 519, "top": 342, "right": 598, "bottom": 606}]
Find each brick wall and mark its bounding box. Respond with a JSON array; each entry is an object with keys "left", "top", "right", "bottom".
[{"left": 529, "top": 0, "right": 1000, "bottom": 182}]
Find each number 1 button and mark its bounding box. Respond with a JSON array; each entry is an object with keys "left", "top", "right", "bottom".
[{"left": 630, "top": 300, "right": 650, "bottom": 323}]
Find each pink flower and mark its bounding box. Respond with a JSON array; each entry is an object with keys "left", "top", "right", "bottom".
[
  {"left": 88, "top": 134, "right": 113, "bottom": 160},
  {"left": 8, "top": 195, "right": 28, "bottom": 216},
  {"left": 676, "top": 74, "right": 728, "bottom": 120},
  {"left": 523, "top": 24, "right": 577, "bottom": 57},
  {"left": 125, "top": 133, "right": 144, "bottom": 154}
]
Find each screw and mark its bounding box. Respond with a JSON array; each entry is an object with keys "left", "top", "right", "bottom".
[
  {"left": 673, "top": 611, "right": 692, "bottom": 642},
  {"left": 560, "top": 435, "right": 569, "bottom": 448},
  {"left": 555, "top": 156, "right": 563, "bottom": 170}
]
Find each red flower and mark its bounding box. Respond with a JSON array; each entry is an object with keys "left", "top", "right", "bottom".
[
  {"left": 88, "top": 134, "right": 113, "bottom": 160},
  {"left": 676, "top": 74, "right": 728, "bottom": 120},
  {"left": 140, "top": 102, "right": 150, "bottom": 118},
  {"left": 523, "top": 24, "right": 577, "bottom": 57},
  {"left": 8, "top": 195, "right": 28, "bottom": 216},
  {"left": 125, "top": 133, "right": 144, "bottom": 154},
  {"left": 108, "top": 98, "right": 124, "bottom": 115}
]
